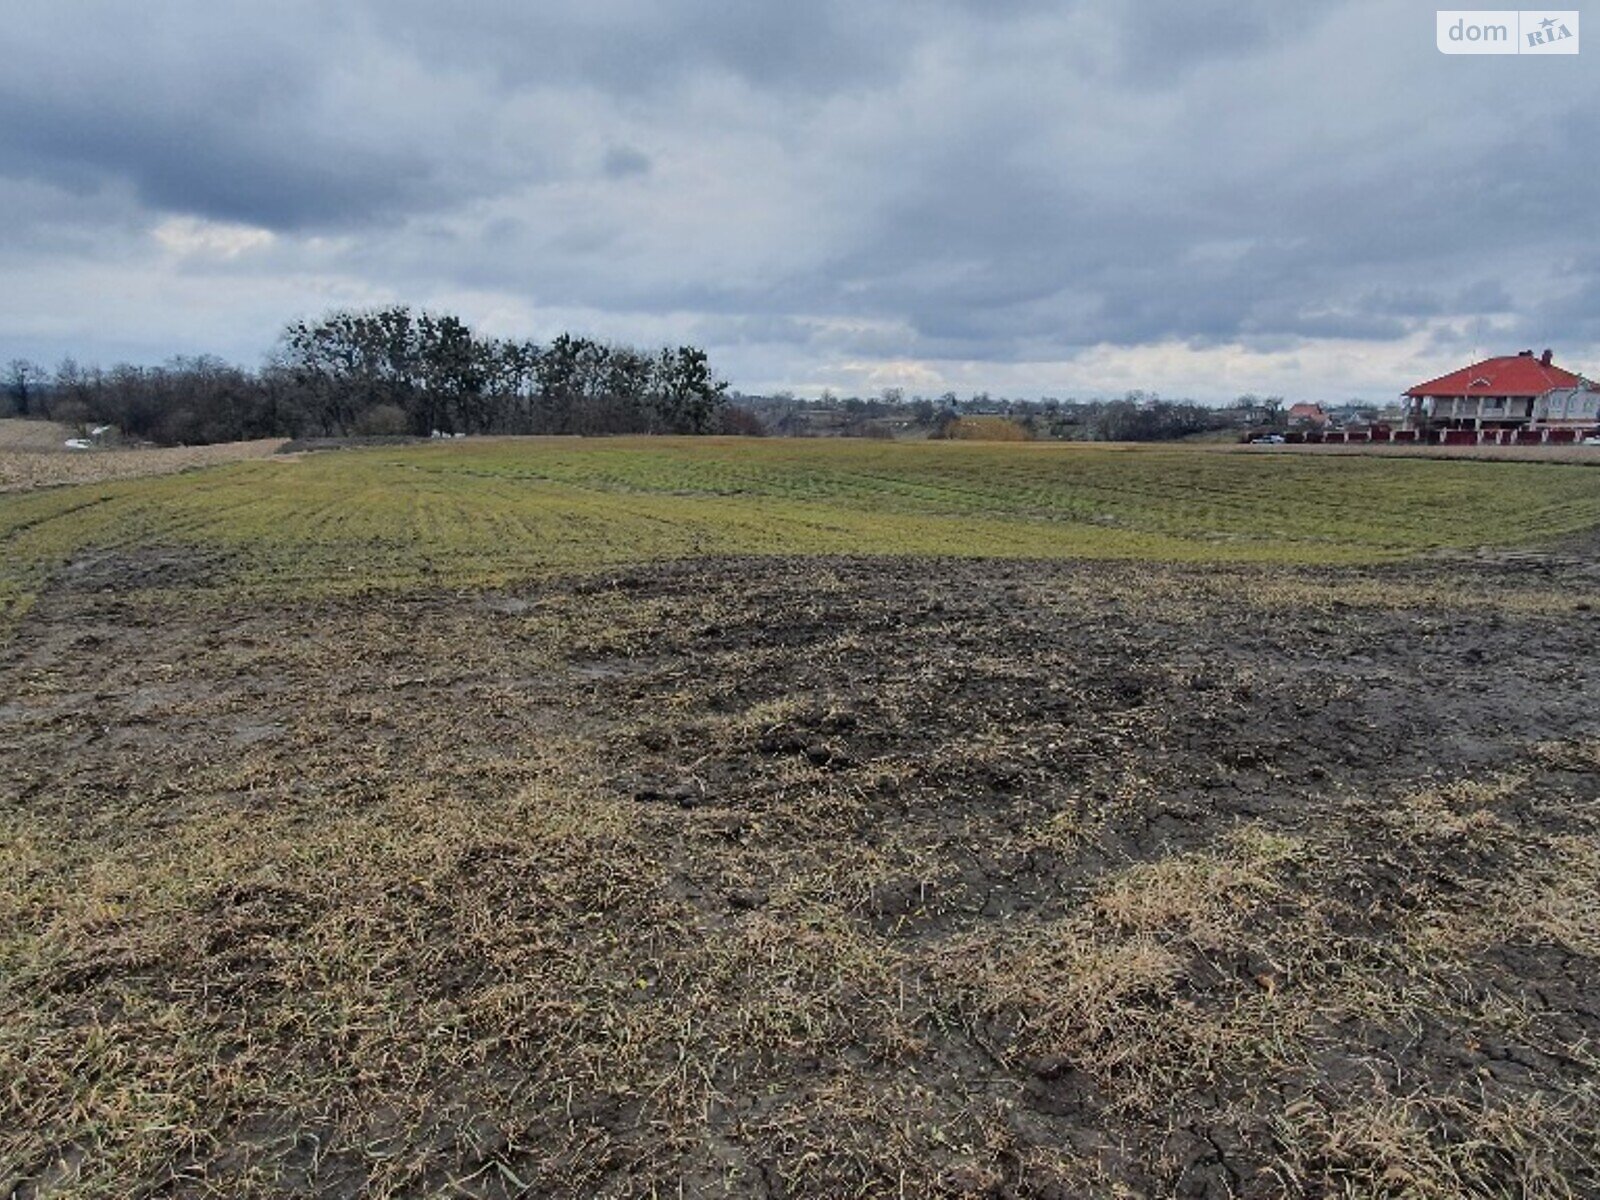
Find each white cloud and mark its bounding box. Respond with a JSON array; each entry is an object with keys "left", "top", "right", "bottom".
[{"left": 153, "top": 217, "right": 275, "bottom": 260}]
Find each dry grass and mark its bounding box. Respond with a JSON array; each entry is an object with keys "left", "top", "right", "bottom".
[
  {"left": 1270, "top": 1086, "right": 1597, "bottom": 1199},
  {"left": 1092, "top": 826, "right": 1305, "bottom": 948},
  {"left": 0, "top": 419, "right": 285, "bottom": 493},
  {"left": 946, "top": 416, "right": 1032, "bottom": 441},
  {"left": 0, "top": 420, "right": 85, "bottom": 453}
]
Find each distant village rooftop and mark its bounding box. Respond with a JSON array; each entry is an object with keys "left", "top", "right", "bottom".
[{"left": 1286, "top": 402, "right": 1329, "bottom": 428}]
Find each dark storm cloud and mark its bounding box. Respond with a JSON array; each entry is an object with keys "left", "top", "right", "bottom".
[
  {"left": 0, "top": 92, "right": 435, "bottom": 230},
  {"left": 0, "top": 0, "right": 1597, "bottom": 388},
  {"left": 0, "top": 9, "right": 447, "bottom": 229}
]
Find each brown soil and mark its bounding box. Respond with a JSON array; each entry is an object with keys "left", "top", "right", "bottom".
[{"left": 2, "top": 552, "right": 1598, "bottom": 1198}]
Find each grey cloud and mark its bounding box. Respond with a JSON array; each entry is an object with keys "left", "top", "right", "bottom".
[
  {"left": 1528, "top": 266, "right": 1600, "bottom": 345},
  {"left": 0, "top": 98, "right": 435, "bottom": 230},
  {"left": 0, "top": 47, "right": 444, "bottom": 230},
  {"left": 602, "top": 146, "right": 652, "bottom": 179},
  {"left": 689, "top": 314, "right": 817, "bottom": 345},
  {"left": 0, "top": 0, "right": 1597, "bottom": 389},
  {"left": 376, "top": 1, "right": 929, "bottom": 96},
  {"left": 1114, "top": 0, "right": 1335, "bottom": 77}
]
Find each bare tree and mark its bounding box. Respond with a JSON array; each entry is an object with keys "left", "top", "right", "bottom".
[{"left": 4, "top": 359, "right": 46, "bottom": 418}]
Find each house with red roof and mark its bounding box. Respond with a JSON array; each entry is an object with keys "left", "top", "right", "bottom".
[
  {"left": 1286, "top": 402, "right": 1329, "bottom": 429},
  {"left": 1404, "top": 349, "right": 1597, "bottom": 432}
]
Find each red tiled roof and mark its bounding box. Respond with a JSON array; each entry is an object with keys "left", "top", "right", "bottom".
[{"left": 1406, "top": 354, "right": 1586, "bottom": 398}]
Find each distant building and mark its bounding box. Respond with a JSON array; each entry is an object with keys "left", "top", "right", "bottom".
[
  {"left": 1325, "top": 402, "right": 1380, "bottom": 428},
  {"left": 1231, "top": 402, "right": 1277, "bottom": 426},
  {"left": 1286, "top": 402, "right": 1329, "bottom": 428},
  {"left": 1404, "top": 349, "right": 1596, "bottom": 432}
]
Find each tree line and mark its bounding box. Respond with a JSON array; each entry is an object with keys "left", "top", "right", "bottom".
[
  {"left": 3, "top": 307, "right": 733, "bottom": 444},
  {"left": 737, "top": 389, "right": 1285, "bottom": 441}
]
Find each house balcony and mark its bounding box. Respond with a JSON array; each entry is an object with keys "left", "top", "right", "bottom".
[{"left": 1423, "top": 397, "right": 1535, "bottom": 428}]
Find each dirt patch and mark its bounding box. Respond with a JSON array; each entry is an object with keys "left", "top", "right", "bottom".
[
  {"left": 54, "top": 546, "right": 235, "bottom": 594},
  {"left": 1, "top": 554, "right": 1597, "bottom": 1197}
]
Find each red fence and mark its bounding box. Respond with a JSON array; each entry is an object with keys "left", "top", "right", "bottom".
[{"left": 1275, "top": 426, "right": 1598, "bottom": 446}]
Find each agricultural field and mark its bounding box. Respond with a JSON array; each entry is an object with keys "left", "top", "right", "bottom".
[
  {"left": 3, "top": 437, "right": 1600, "bottom": 1198},
  {"left": 0, "top": 419, "right": 287, "bottom": 496}
]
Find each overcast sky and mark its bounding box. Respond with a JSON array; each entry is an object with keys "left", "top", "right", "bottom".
[{"left": 1, "top": 1, "right": 1595, "bottom": 401}]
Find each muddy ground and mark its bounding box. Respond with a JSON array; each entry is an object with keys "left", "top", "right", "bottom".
[{"left": 2, "top": 550, "right": 1598, "bottom": 1198}]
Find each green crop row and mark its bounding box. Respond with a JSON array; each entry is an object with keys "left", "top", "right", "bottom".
[{"left": 3, "top": 438, "right": 1598, "bottom": 625}]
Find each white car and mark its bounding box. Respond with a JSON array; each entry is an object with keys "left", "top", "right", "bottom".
[{"left": 1581, "top": 434, "right": 1600, "bottom": 446}]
